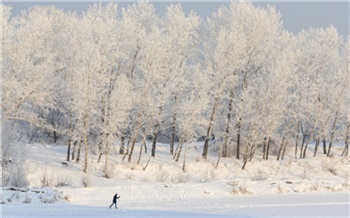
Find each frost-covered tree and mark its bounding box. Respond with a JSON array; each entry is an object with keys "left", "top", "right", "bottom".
[{"left": 203, "top": 2, "right": 283, "bottom": 161}]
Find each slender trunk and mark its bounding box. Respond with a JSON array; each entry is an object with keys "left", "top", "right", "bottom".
[
  {"left": 341, "top": 124, "right": 350, "bottom": 157},
  {"left": 71, "top": 140, "right": 77, "bottom": 161},
  {"left": 97, "top": 98, "right": 106, "bottom": 163},
  {"left": 83, "top": 67, "right": 91, "bottom": 173},
  {"left": 302, "top": 135, "right": 311, "bottom": 159},
  {"left": 236, "top": 117, "right": 242, "bottom": 160},
  {"left": 277, "top": 137, "right": 285, "bottom": 161},
  {"left": 67, "top": 137, "right": 71, "bottom": 162},
  {"left": 242, "top": 146, "right": 249, "bottom": 170},
  {"left": 83, "top": 116, "right": 89, "bottom": 173},
  {"left": 313, "top": 139, "right": 320, "bottom": 157},
  {"left": 97, "top": 153, "right": 103, "bottom": 163},
  {"left": 119, "top": 135, "right": 125, "bottom": 154},
  {"left": 143, "top": 158, "right": 151, "bottom": 171},
  {"left": 151, "top": 122, "right": 159, "bottom": 157},
  {"left": 137, "top": 133, "right": 147, "bottom": 165},
  {"left": 103, "top": 136, "right": 111, "bottom": 175},
  {"left": 327, "top": 111, "right": 339, "bottom": 157},
  {"left": 173, "top": 141, "right": 180, "bottom": 160},
  {"left": 128, "top": 114, "right": 143, "bottom": 162},
  {"left": 175, "top": 138, "right": 184, "bottom": 162},
  {"left": 122, "top": 140, "right": 130, "bottom": 161},
  {"left": 182, "top": 143, "right": 188, "bottom": 172},
  {"left": 170, "top": 95, "right": 177, "bottom": 156},
  {"left": 223, "top": 90, "right": 234, "bottom": 158},
  {"left": 144, "top": 141, "right": 147, "bottom": 153},
  {"left": 300, "top": 134, "right": 307, "bottom": 159},
  {"left": 263, "top": 137, "right": 270, "bottom": 160},
  {"left": 295, "top": 134, "right": 299, "bottom": 159},
  {"left": 76, "top": 140, "right": 82, "bottom": 163},
  {"left": 67, "top": 69, "right": 74, "bottom": 161},
  {"left": 215, "top": 144, "right": 222, "bottom": 168},
  {"left": 202, "top": 98, "right": 219, "bottom": 159},
  {"left": 323, "top": 139, "right": 327, "bottom": 154},
  {"left": 170, "top": 122, "right": 176, "bottom": 155},
  {"left": 281, "top": 140, "right": 288, "bottom": 160}
]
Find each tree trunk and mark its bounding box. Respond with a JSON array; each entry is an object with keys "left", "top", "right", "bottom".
[
  {"left": 174, "top": 138, "right": 184, "bottom": 162},
  {"left": 313, "top": 139, "right": 320, "bottom": 157},
  {"left": 302, "top": 135, "right": 311, "bottom": 159},
  {"left": 263, "top": 136, "right": 270, "bottom": 160},
  {"left": 71, "top": 140, "right": 77, "bottom": 161},
  {"left": 76, "top": 139, "right": 82, "bottom": 163},
  {"left": 277, "top": 137, "right": 285, "bottom": 161},
  {"left": 137, "top": 133, "right": 147, "bottom": 165},
  {"left": 327, "top": 111, "right": 339, "bottom": 157},
  {"left": 122, "top": 140, "right": 130, "bottom": 161},
  {"left": 97, "top": 98, "right": 106, "bottom": 164},
  {"left": 151, "top": 122, "right": 159, "bottom": 157},
  {"left": 202, "top": 98, "right": 219, "bottom": 159},
  {"left": 300, "top": 134, "right": 307, "bottom": 159},
  {"left": 119, "top": 135, "right": 125, "bottom": 155},
  {"left": 341, "top": 124, "right": 350, "bottom": 157},
  {"left": 128, "top": 114, "right": 143, "bottom": 162},
  {"left": 222, "top": 90, "right": 234, "bottom": 158},
  {"left": 323, "top": 139, "right": 327, "bottom": 154},
  {"left": 137, "top": 140, "right": 144, "bottom": 165},
  {"left": 97, "top": 152, "right": 103, "bottom": 164},
  {"left": 236, "top": 117, "right": 242, "bottom": 160},
  {"left": 294, "top": 134, "right": 299, "bottom": 159},
  {"left": 170, "top": 95, "right": 177, "bottom": 156},
  {"left": 281, "top": 141, "right": 288, "bottom": 160},
  {"left": 182, "top": 143, "right": 188, "bottom": 172},
  {"left": 67, "top": 136, "right": 71, "bottom": 162},
  {"left": 83, "top": 116, "right": 89, "bottom": 173},
  {"left": 215, "top": 144, "right": 222, "bottom": 168}
]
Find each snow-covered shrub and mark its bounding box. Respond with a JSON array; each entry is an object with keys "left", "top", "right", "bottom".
[
  {"left": 40, "top": 170, "right": 54, "bottom": 187},
  {"left": 251, "top": 169, "right": 268, "bottom": 181},
  {"left": 55, "top": 176, "right": 72, "bottom": 187},
  {"left": 23, "top": 194, "right": 32, "bottom": 204},
  {"left": 102, "top": 165, "right": 117, "bottom": 179},
  {"left": 125, "top": 171, "right": 135, "bottom": 180},
  {"left": 231, "top": 183, "right": 252, "bottom": 195},
  {"left": 199, "top": 169, "right": 216, "bottom": 183},
  {"left": 82, "top": 173, "right": 92, "bottom": 187},
  {"left": 156, "top": 170, "right": 168, "bottom": 182},
  {"left": 41, "top": 197, "right": 56, "bottom": 203},
  {"left": 171, "top": 172, "right": 189, "bottom": 183},
  {"left": 310, "top": 182, "right": 320, "bottom": 191},
  {"left": 1, "top": 131, "right": 29, "bottom": 187},
  {"left": 276, "top": 183, "right": 289, "bottom": 194},
  {"left": 321, "top": 158, "right": 338, "bottom": 176}
]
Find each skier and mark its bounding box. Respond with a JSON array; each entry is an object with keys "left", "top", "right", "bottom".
[{"left": 109, "top": 193, "right": 120, "bottom": 209}]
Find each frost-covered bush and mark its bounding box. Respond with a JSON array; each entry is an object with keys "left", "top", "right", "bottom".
[
  {"left": 102, "top": 165, "right": 117, "bottom": 179},
  {"left": 40, "top": 169, "right": 54, "bottom": 187},
  {"left": 55, "top": 176, "right": 72, "bottom": 187},
  {"left": 251, "top": 169, "right": 268, "bottom": 181},
  {"left": 82, "top": 173, "right": 93, "bottom": 187},
  {"left": 23, "top": 195, "right": 32, "bottom": 204},
  {"left": 171, "top": 172, "right": 189, "bottom": 183},
  {"left": 1, "top": 120, "right": 29, "bottom": 187}
]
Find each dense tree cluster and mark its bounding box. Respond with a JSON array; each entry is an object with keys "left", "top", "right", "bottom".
[{"left": 1, "top": 2, "right": 349, "bottom": 174}]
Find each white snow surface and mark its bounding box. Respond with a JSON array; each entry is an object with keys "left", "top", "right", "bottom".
[{"left": 1, "top": 142, "right": 349, "bottom": 217}]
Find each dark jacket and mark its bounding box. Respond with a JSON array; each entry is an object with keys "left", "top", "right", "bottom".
[{"left": 113, "top": 194, "right": 120, "bottom": 203}]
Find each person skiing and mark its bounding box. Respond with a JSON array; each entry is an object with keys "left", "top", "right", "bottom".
[{"left": 109, "top": 193, "right": 120, "bottom": 209}]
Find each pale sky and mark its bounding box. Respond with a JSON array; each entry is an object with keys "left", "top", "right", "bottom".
[{"left": 4, "top": 1, "right": 349, "bottom": 36}]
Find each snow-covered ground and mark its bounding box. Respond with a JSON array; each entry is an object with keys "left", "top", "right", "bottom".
[{"left": 1, "top": 142, "right": 349, "bottom": 217}]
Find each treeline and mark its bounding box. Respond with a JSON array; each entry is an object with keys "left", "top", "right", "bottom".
[{"left": 1, "top": 2, "right": 349, "bottom": 174}]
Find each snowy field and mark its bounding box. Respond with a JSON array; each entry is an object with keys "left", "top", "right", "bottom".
[{"left": 1, "top": 143, "right": 349, "bottom": 217}]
